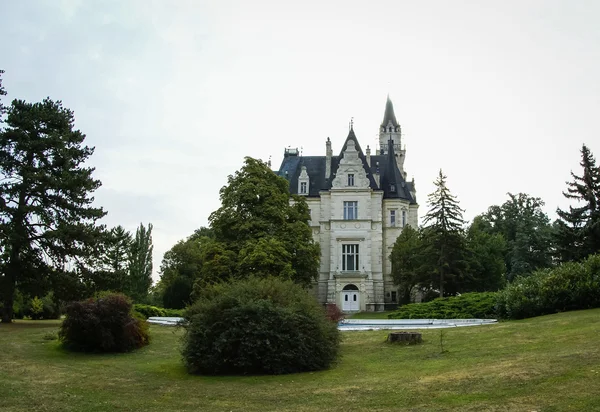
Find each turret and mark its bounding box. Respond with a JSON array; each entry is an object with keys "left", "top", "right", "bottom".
[
  {"left": 325, "top": 137, "right": 332, "bottom": 179},
  {"left": 379, "top": 95, "right": 406, "bottom": 173}
]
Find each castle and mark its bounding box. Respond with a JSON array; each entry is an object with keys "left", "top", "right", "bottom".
[{"left": 277, "top": 97, "right": 418, "bottom": 311}]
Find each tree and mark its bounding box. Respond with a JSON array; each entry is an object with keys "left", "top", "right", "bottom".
[
  {"left": 156, "top": 231, "right": 210, "bottom": 308},
  {"left": 83, "top": 226, "right": 132, "bottom": 293},
  {"left": 390, "top": 225, "right": 425, "bottom": 304},
  {"left": 128, "top": 223, "right": 153, "bottom": 302},
  {"left": 480, "top": 193, "right": 554, "bottom": 281},
  {"left": 0, "top": 98, "right": 106, "bottom": 323},
  {"left": 207, "top": 157, "right": 319, "bottom": 286},
  {"left": 465, "top": 216, "right": 506, "bottom": 292},
  {"left": 555, "top": 144, "right": 600, "bottom": 262},
  {"left": 0, "top": 69, "right": 6, "bottom": 119},
  {"left": 422, "top": 169, "right": 469, "bottom": 297}
]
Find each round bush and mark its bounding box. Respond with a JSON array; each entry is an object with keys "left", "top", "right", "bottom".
[
  {"left": 59, "top": 293, "right": 150, "bottom": 352},
  {"left": 182, "top": 277, "right": 340, "bottom": 375}
]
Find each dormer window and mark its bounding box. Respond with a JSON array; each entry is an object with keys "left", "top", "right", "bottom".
[
  {"left": 347, "top": 174, "right": 355, "bottom": 186},
  {"left": 298, "top": 165, "right": 309, "bottom": 196},
  {"left": 390, "top": 184, "right": 396, "bottom": 193}
]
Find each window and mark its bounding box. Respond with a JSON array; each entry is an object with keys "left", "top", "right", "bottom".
[
  {"left": 391, "top": 291, "right": 397, "bottom": 302},
  {"left": 390, "top": 210, "right": 396, "bottom": 227},
  {"left": 402, "top": 210, "right": 407, "bottom": 227},
  {"left": 342, "top": 244, "right": 359, "bottom": 271},
  {"left": 347, "top": 174, "right": 355, "bottom": 186},
  {"left": 300, "top": 181, "right": 307, "bottom": 194},
  {"left": 343, "top": 201, "right": 358, "bottom": 220}
]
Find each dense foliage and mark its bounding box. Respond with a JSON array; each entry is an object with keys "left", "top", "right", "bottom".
[
  {"left": 59, "top": 293, "right": 150, "bottom": 352},
  {"left": 388, "top": 293, "right": 498, "bottom": 320},
  {"left": 181, "top": 277, "right": 340, "bottom": 375},
  {"left": 496, "top": 254, "right": 600, "bottom": 320},
  {"left": 133, "top": 303, "right": 183, "bottom": 319},
  {"left": 477, "top": 193, "right": 554, "bottom": 281}
]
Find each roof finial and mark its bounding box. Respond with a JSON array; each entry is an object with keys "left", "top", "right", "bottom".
[{"left": 350, "top": 117, "right": 354, "bottom": 130}]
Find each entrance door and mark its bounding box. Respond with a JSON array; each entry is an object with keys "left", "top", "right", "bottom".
[{"left": 341, "top": 284, "right": 360, "bottom": 311}]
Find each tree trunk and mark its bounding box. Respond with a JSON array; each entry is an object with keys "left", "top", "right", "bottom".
[
  {"left": 387, "top": 331, "right": 422, "bottom": 344},
  {"left": 1, "top": 270, "right": 15, "bottom": 323}
]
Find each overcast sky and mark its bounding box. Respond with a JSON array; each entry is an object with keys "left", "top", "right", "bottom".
[{"left": 2, "top": 0, "right": 599, "bottom": 281}]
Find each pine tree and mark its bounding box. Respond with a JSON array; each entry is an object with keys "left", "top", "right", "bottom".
[
  {"left": 0, "top": 98, "right": 106, "bottom": 323},
  {"left": 556, "top": 144, "right": 600, "bottom": 261},
  {"left": 422, "top": 169, "right": 468, "bottom": 297},
  {"left": 128, "top": 223, "right": 153, "bottom": 302},
  {"left": 0, "top": 69, "right": 6, "bottom": 119}
]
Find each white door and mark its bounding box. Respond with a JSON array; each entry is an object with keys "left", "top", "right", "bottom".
[{"left": 342, "top": 291, "right": 360, "bottom": 311}]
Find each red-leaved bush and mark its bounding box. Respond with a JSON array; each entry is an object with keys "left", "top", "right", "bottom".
[
  {"left": 59, "top": 293, "right": 150, "bottom": 353},
  {"left": 325, "top": 303, "right": 345, "bottom": 322}
]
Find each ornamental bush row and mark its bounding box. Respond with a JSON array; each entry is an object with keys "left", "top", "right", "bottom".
[
  {"left": 496, "top": 254, "right": 600, "bottom": 319},
  {"left": 388, "top": 254, "right": 600, "bottom": 321},
  {"left": 133, "top": 304, "right": 184, "bottom": 319},
  {"left": 388, "top": 292, "right": 498, "bottom": 320}
]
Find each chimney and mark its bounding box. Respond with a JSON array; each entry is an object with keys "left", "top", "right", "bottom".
[
  {"left": 325, "top": 137, "right": 332, "bottom": 179},
  {"left": 366, "top": 145, "right": 371, "bottom": 167}
]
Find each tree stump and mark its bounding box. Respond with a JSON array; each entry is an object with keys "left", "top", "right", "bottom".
[{"left": 387, "top": 331, "right": 422, "bottom": 345}]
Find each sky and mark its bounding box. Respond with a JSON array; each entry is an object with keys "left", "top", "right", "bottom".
[{"left": 2, "top": 0, "right": 599, "bottom": 282}]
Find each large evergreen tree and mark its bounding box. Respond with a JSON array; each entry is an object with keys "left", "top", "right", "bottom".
[
  {"left": 0, "top": 98, "right": 105, "bottom": 323},
  {"left": 422, "top": 169, "right": 468, "bottom": 297},
  {"left": 555, "top": 144, "right": 600, "bottom": 262},
  {"left": 128, "top": 223, "right": 153, "bottom": 302}
]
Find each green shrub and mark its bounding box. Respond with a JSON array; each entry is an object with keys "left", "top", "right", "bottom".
[
  {"left": 163, "top": 308, "right": 184, "bottom": 317},
  {"left": 59, "top": 293, "right": 150, "bottom": 353},
  {"left": 30, "top": 296, "right": 44, "bottom": 320},
  {"left": 133, "top": 304, "right": 166, "bottom": 319},
  {"left": 388, "top": 292, "right": 498, "bottom": 319},
  {"left": 496, "top": 254, "right": 600, "bottom": 319},
  {"left": 182, "top": 277, "right": 340, "bottom": 375}
]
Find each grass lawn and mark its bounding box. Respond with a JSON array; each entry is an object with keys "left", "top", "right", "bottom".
[{"left": 2, "top": 310, "right": 600, "bottom": 411}]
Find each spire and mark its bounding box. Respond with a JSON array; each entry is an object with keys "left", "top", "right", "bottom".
[{"left": 381, "top": 95, "right": 399, "bottom": 128}]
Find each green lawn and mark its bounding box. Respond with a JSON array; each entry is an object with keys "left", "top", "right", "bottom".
[{"left": 2, "top": 310, "right": 600, "bottom": 411}]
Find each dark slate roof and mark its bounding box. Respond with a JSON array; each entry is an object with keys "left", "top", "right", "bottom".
[
  {"left": 381, "top": 96, "right": 400, "bottom": 128},
  {"left": 379, "top": 139, "right": 415, "bottom": 202},
  {"left": 276, "top": 128, "right": 415, "bottom": 203}
]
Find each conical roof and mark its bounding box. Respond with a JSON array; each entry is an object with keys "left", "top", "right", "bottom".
[{"left": 381, "top": 95, "right": 399, "bottom": 128}]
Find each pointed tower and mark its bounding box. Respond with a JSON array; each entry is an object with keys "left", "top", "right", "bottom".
[{"left": 379, "top": 96, "right": 406, "bottom": 175}]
